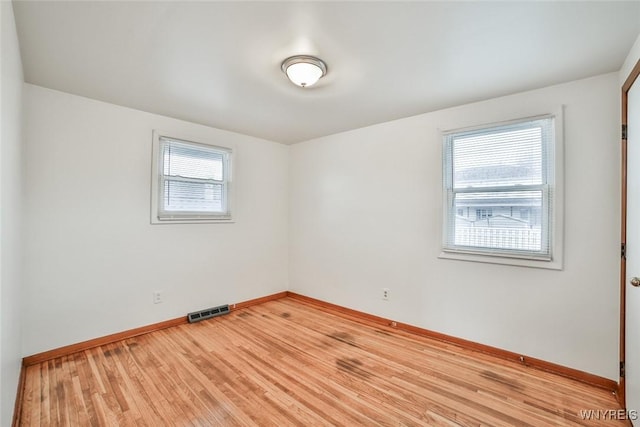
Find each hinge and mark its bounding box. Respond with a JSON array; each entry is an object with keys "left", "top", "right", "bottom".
[
  {"left": 622, "top": 243, "right": 627, "bottom": 259},
  {"left": 621, "top": 361, "right": 626, "bottom": 378},
  {"left": 623, "top": 124, "right": 628, "bottom": 140}
]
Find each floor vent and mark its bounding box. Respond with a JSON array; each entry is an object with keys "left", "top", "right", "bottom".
[{"left": 188, "top": 304, "right": 230, "bottom": 323}]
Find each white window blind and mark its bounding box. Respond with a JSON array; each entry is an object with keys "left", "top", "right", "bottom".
[
  {"left": 153, "top": 135, "right": 232, "bottom": 222},
  {"left": 443, "top": 117, "right": 554, "bottom": 259}
]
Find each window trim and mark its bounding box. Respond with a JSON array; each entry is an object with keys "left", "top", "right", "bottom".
[
  {"left": 150, "top": 130, "right": 235, "bottom": 224},
  {"left": 438, "top": 111, "right": 564, "bottom": 270}
]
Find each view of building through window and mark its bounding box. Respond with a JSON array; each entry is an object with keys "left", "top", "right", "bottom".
[
  {"left": 453, "top": 190, "right": 543, "bottom": 252},
  {"left": 443, "top": 117, "right": 553, "bottom": 257}
]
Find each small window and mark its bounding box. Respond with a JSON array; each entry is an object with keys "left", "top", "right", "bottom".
[
  {"left": 151, "top": 131, "right": 232, "bottom": 223},
  {"left": 475, "top": 209, "right": 493, "bottom": 220},
  {"left": 442, "top": 116, "right": 556, "bottom": 262}
]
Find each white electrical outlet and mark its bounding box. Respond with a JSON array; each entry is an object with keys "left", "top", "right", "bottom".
[
  {"left": 382, "top": 288, "right": 390, "bottom": 300},
  {"left": 153, "top": 291, "right": 163, "bottom": 304}
]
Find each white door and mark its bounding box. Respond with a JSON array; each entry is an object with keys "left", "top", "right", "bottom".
[{"left": 626, "top": 73, "right": 640, "bottom": 424}]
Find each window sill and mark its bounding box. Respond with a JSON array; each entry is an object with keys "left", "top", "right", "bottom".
[
  {"left": 438, "top": 250, "right": 563, "bottom": 270},
  {"left": 151, "top": 217, "right": 234, "bottom": 225}
]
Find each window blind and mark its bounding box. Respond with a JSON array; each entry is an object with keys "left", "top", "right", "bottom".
[
  {"left": 443, "top": 117, "right": 554, "bottom": 259},
  {"left": 158, "top": 137, "right": 230, "bottom": 218}
]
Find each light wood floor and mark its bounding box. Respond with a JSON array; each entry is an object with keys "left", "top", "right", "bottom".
[{"left": 19, "top": 297, "right": 627, "bottom": 426}]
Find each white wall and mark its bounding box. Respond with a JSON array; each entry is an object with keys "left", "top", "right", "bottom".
[
  {"left": 621, "top": 32, "right": 640, "bottom": 85},
  {"left": 290, "top": 73, "right": 621, "bottom": 380},
  {"left": 23, "top": 85, "right": 289, "bottom": 355},
  {"left": 0, "top": 1, "right": 24, "bottom": 425}
]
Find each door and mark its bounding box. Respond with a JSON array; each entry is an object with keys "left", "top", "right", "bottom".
[{"left": 625, "top": 61, "right": 640, "bottom": 423}]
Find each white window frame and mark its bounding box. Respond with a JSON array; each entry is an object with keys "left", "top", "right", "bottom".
[
  {"left": 150, "top": 130, "right": 234, "bottom": 224},
  {"left": 439, "top": 112, "right": 564, "bottom": 270}
]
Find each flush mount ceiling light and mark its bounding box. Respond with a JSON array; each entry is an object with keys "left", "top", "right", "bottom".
[{"left": 281, "top": 55, "right": 327, "bottom": 88}]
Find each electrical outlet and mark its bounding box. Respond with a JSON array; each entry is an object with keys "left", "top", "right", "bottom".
[
  {"left": 153, "top": 291, "right": 163, "bottom": 304},
  {"left": 382, "top": 288, "right": 390, "bottom": 300}
]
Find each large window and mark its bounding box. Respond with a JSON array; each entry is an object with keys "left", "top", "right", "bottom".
[
  {"left": 151, "top": 131, "right": 232, "bottom": 223},
  {"left": 442, "top": 116, "right": 556, "bottom": 263}
]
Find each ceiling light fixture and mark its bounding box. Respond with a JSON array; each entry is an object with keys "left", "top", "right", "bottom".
[{"left": 281, "top": 55, "right": 327, "bottom": 88}]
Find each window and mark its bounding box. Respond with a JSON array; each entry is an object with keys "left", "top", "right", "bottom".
[
  {"left": 442, "top": 116, "right": 557, "bottom": 264},
  {"left": 475, "top": 209, "right": 493, "bottom": 220},
  {"left": 151, "top": 131, "right": 232, "bottom": 223}
]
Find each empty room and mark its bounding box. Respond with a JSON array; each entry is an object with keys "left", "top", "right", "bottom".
[{"left": 3, "top": 1, "right": 640, "bottom": 426}]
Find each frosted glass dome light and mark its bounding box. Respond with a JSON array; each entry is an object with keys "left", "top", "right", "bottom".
[{"left": 281, "top": 55, "right": 327, "bottom": 88}]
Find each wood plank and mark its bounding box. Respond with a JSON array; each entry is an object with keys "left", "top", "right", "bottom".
[
  {"left": 22, "top": 317, "right": 188, "bottom": 367},
  {"left": 16, "top": 365, "right": 34, "bottom": 427},
  {"left": 287, "top": 291, "right": 618, "bottom": 392},
  {"left": 22, "top": 291, "right": 290, "bottom": 368},
  {"left": 18, "top": 297, "right": 628, "bottom": 426}
]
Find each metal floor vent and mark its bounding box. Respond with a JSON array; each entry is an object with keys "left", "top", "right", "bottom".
[{"left": 188, "top": 304, "right": 230, "bottom": 323}]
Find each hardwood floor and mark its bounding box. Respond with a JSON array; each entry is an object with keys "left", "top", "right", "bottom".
[{"left": 18, "top": 297, "right": 628, "bottom": 426}]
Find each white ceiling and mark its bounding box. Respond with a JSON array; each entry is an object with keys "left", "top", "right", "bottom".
[{"left": 13, "top": 1, "right": 640, "bottom": 144}]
